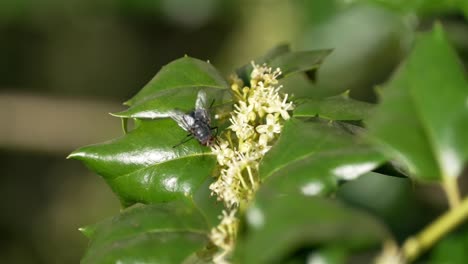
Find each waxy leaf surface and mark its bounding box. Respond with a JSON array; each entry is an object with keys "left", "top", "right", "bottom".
[
  {"left": 125, "top": 56, "right": 228, "bottom": 106},
  {"left": 270, "top": 50, "right": 333, "bottom": 77},
  {"left": 81, "top": 202, "right": 209, "bottom": 264},
  {"left": 236, "top": 46, "right": 330, "bottom": 83},
  {"left": 113, "top": 87, "right": 228, "bottom": 119},
  {"left": 294, "top": 95, "right": 375, "bottom": 121},
  {"left": 259, "top": 119, "right": 386, "bottom": 196},
  {"left": 69, "top": 119, "right": 216, "bottom": 206},
  {"left": 235, "top": 196, "right": 389, "bottom": 264},
  {"left": 368, "top": 25, "right": 468, "bottom": 180},
  {"left": 236, "top": 44, "right": 291, "bottom": 84}
]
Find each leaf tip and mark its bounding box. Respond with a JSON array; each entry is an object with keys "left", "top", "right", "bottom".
[
  {"left": 67, "top": 149, "right": 86, "bottom": 160},
  {"left": 341, "top": 90, "right": 351, "bottom": 99},
  {"left": 79, "top": 225, "right": 96, "bottom": 238},
  {"left": 123, "top": 99, "right": 132, "bottom": 106},
  {"left": 109, "top": 111, "right": 125, "bottom": 118}
]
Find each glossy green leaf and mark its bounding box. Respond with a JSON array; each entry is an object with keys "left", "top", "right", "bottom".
[
  {"left": 235, "top": 195, "right": 389, "bottom": 264},
  {"left": 113, "top": 87, "right": 229, "bottom": 119},
  {"left": 259, "top": 119, "right": 386, "bottom": 195},
  {"left": 294, "top": 94, "right": 375, "bottom": 121},
  {"left": 236, "top": 44, "right": 291, "bottom": 84},
  {"left": 368, "top": 24, "right": 468, "bottom": 181},
  {"left": 125, "top": 56, "right": 228, "bottom": 106},
  {"left": 235, "top": 46, "right": 331, "bottom": 83},
  {"left": 191, "top": 177, "right": 225, "bottom": 228},
  {"left": 81, "top": 202, "right": 209, "bottom": 264},
  {"left": 69, "top": 118, "right": 216, "bottom": 206},
  {"left": 270, "top": 50, "right": 332, "bottom": 77}
]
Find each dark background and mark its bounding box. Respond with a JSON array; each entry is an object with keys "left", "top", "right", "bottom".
[{"left": 1, "top": 0, "right": 467, "bottom": 263}]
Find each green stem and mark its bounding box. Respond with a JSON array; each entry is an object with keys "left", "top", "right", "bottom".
[
  {"left": 442, "top": 176, "right": 461, "bottom": 208},
  {"left": 402, "top": 196, "right": 468, "bottom": 262}
]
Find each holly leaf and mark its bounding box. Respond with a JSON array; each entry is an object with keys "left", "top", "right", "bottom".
[
  {"left": 235, "top": 195, "right": 389, "bottom": 264},
  {"left": 236, "top": 44, "right": 291, "bottom": 84},
  {"left": 368, "top": 24, "right": 468, "bottom": 181},
  {"left": 294, "top": 94, "right": 375, "bottom": 121},
  {"left": 113, "top": 87, "right": 228, "bottom": 119},
  {"left": 270, "top": 50, "right": 332, "bottom": 77},
  {"left": 236, "top": 45, "right": 331, "bottom": 83},
  {"left": 259, "top": 119, "right": 386, "bottom": 196},
  {"left": 125, "top": 56, "right": 228, "bottom": 106},
  {"left": 80, "top": 201, "right": 210, "bottom": 264},
  {"left": 69, "top": 118, "right": 216, "bottom": 207}
]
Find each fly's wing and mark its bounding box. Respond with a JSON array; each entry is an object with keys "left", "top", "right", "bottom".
[
  {"left": 195, "top": 90, "right": 208, "bottom": 110},
  {"left": 169, "top": 110, "right": 195, "bottom": 132},
  {"left": 194, "top": 90, "right": 211, "bottom": 124}
]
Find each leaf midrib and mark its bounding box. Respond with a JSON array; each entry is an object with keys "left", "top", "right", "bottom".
[
  {"left": 91, "top": 228, "right": 208, "bottom": 246},
  {"left": 408, "top": 79, "right": 443, "bottom": 178},
  {"left": 111, "top": 152, "right": 215, "bottom": 181}
]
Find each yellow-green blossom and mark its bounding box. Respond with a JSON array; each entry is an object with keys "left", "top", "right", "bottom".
[{"left": 208, "top": 62, "right": 294, "bottom": 264}]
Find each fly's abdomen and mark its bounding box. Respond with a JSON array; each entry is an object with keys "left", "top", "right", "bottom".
[{"left": 192, "top": 121, "right": 212, "bottom": 144}]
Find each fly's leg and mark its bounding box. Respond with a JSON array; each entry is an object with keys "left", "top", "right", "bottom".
[
  {"left": 209, "top": 126, "right": 220, "bottom": 147},
  {"left": 209, "top": 99, "right": 215, "bottom": 109},
  {"left": 210, "top": 126, "right": 218, "bottom": 136},
  {"left": 173, "top": 134, "right": 194, "bottom": 148}
]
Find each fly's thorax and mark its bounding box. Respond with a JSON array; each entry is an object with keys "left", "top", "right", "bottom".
[{"left": 193, "top": 109, "right": 211, "bottom": 124}]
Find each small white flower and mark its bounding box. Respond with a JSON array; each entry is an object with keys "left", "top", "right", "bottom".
[
  {"left": 210, "top": 209, "right": 238, "bottom": 249},
  {"left": 212, "top": 140, "right": 234, "bottom": 166},
  {"left": 209, "top": 61, "right": 294, "bottom": 264},
  {"left": 238, "top": 140, "right": 254, "bottom": 154},
  {"left": 256, "top": 114, "right": 281, "bottom": 139},
  {"left": 234, "top": 101, "right": 255, "bottom": 123},
  {"left": 229, "top": 116, "right": 254, "bottom": 140},
  {"left": 257, "top": 134, "right": 271, "bottom": 155}
]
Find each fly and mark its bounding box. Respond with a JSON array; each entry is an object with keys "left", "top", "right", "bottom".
[{"left": 170, "top": 90, "right": 217, "bottom": 147}]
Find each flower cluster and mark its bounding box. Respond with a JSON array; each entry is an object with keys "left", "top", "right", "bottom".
[
  {"left": 209, "top": 209, "right": 239, "bottom": 264},
  {"left": 208, "top": 62, "right": 294, "bottom": 263}
]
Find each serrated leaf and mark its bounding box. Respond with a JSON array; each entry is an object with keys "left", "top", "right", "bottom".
[
  {"left": 259, "top": 119, "right": 386, "bottom": 196},
  {"left": 69, "top": 118, "right": 216, "bottom": 206},
  {"left": 113, "top": 87, "right": 229, "bottom": 119},
  {"left": 125, "top": 56, "right": 228, "bottom": 106},
  {"left": 294, "top": 95, "right": 375, "bottom": 121},
  {"left": 368, "top": 24, "right": 468, "bottom": 181},
  {"left": 235, "top": 196, "right": 389, "bottom": 264},
  {"left": 236, "top": 44, "right": 291, "bottom": 84},
  {"left": 82, "top": 202, "right": 209, "bottom": 264},
  {"left": 270, "top": 50, "right": 332, "bottom": 77}
]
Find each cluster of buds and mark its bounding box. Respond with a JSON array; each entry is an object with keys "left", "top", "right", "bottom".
[{"left": 208, "top": 62, "right": 294, "bottom": 263}]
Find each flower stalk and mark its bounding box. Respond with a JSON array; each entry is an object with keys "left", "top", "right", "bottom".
[{"left": 401, "top": 195, "right": 468, "bottom": 262}]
